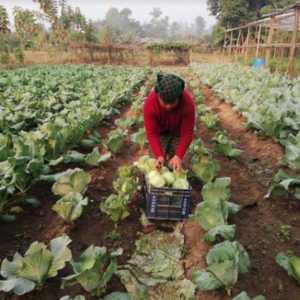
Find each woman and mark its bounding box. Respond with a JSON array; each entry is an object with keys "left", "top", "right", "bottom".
[{"left": 143, "top": 74, "right": 196, "bottom": 172}]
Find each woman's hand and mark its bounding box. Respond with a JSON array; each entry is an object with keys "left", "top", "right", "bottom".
[
  {"left": 155, "top": 156, "right": 165, "bottom": 171},
  {"left": 168, "top": 155, "right": 182, "bottom": 172}
]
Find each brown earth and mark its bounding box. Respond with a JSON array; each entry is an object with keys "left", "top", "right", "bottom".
[{"left": 1, "top": 66, "right": 300, "bottom": 300}]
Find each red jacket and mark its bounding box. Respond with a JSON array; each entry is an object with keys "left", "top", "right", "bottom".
[{"left": 143, "top": 90, "right": 195, "bottom": 159}]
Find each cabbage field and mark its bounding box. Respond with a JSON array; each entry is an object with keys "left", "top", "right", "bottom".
[{"left": 1, "top": 63, "right": 300, "bottom": 300}]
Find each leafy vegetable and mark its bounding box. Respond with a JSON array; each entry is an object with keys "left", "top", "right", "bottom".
[
  {"left": 265, "top": 169, "right": 300, "bottom": 199},
  {"left": 113, "top": 178, "right": 138, "bottom": 197},
  {"left": 211, "top": 131, "right": 244, "bottom": 158},
  {"left": 172, "top": 178, "right": 190, "bottom": 189},
  {"left": 116, "top": 165, "right": 137, "bottom": 179},
  {"left": 61, "top": 246, "right": 122, "bottom": 296},
  {"left": 84, "top": 148, "right": 111, "bottom": 166},
  {"left": 52, "top": 192, "right": 89, "bottom": 222},
  {"left": 192, "top": 157, "right": 221, "bottom": 184},
  {"left": 189, "top": 178, "right": 240, "bottom": 242},
  {"left": 192, "top": 241, "right": 250, "bottom": 295},
  {"left": 276, "top": 252, "right": 300, "bottom": 284},
  {"left": 200, "top": 112, "right": 220, "bottom": 130},
  {"left": 52, "top": 168, "right": 91, "bottom": 197},
  {"left": 131, "top": 128, "right": 147, "bottom": 149},
  {"left": 103, "top": 130, "right": 125, "bottom": 155},
  {"left": 0, "top": 235, "right": 72, "bottom": 295},
  {"left": 100, "top": 194, "right": 130, "bottom": 226},
  {"left": 115, "top": 117, "right": 134, "bottom": 130},
  {"left": 189, "top": 139, "right": 212, "bottom": 157},
  {"left": 134, "top": 155, "right": 150, "bottom": 173}
]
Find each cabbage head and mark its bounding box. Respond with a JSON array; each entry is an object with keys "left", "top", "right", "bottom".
[
  {"left": 162, "top": 171, "right": 176, "bottom": 185},
  {"left": 149, "top": 174, "right": 166, "bottom": 187},
  {"left": 172, "top": 179, "right": 189, "bottom": 189}
]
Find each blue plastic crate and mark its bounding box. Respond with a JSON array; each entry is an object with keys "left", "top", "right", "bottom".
[{"left": 144, "top": 176, "right": 192, "bottom": 220}]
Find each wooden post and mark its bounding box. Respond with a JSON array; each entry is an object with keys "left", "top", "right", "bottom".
[
  {"left": 229, "top": 30, "right": 234, "bottom": 57},
  {"left": 288, "top": 6, "right": 300, "bottom": 77},
  {"left": 274, "top": 20, "right": 281, "bottom": 58},
  {"left": 241, "top": 30, "right": 244, "bottom": 54},
  {"left": 222, "top": 31, "right": 227, "bottom": 58},
  {"left": 255, "top": 24, "right": 262, "bottom": 58},
  {"left": 245, "top": 26, "right": 251, "bottom": 64},
  {"left": 265, "top": 16, "right": 275, "bottom": 69},
  {"left": 235, "top": 29, "right": 242, "bottom": 62}
]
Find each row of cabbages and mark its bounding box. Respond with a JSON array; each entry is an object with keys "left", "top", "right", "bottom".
[{"left": 176, "top": 73, "right": 266, "bottom": 300}]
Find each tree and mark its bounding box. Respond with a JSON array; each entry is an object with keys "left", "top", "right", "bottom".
[
  {"left": 13, "top": 7, "right": 43, "bottom": 49},
  {"left": 144, "top": 7, "right": 169, "bottom": 39},
  {"left": 98, "top": 25, "right": 117, "bottom": 44},
  {"left": 170, "top": 21, "right": 181, "bottom": 39},
  {"left": 207, "top": 0, "right": 299, "bottom": 28},
  {"left": 194, "top": 16, "right": 206, "bottom": 36},
  {"left": 105, "top": 7, "right": 119, "bottom": 28},
  {"left": 0, "top": 5, "right": 10, "bottom": 64},
  {"left": 0, "top": 6, "right": 10, "bottom": 34}
]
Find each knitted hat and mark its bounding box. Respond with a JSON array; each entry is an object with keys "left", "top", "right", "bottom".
[{"left": 154, "top": 74, "right": 185, "bottom": 104}]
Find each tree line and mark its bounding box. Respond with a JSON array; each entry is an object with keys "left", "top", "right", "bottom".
[{"left": 0, "top": 0, "right": 209, "bottom": 64}]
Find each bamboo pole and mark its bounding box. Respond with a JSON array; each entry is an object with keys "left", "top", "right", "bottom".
[
  {"left": 241, "top": 29, "right": 244, "bottom": 54},
  {"left": 265, "top": 16, "right": 275, "bottom": 68},
  {"left": 288, "top": 7, "right": 300, "bottom": 77},
  {"left": 255, "top": 24, "right": 262, "bottom": 57},
  {"left": 222, "top": 31, "right": 227, "bottom": 58},
  {"left": 245, "top": 27, "right": 251, "bottom": 64},
  {"left": 229, "top": 30, "right": 234, "bottom": 57},
  {"left": 274, "top": 20, "right": 281, "bottom": 58},
  {"left": 235, "top": 29, "right": 242, "bottom": 62}
]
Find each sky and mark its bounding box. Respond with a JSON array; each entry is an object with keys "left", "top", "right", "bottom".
[{"left": 3, "top": 0, "right": 216, "bottom": 29}]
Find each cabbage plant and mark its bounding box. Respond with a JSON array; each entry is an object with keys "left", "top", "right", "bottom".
[
  {"left": 189, "top": 178, "right": 240, "bottom": 242},
  {"left": 115, "top": 117, "right": 134, "bottom": 130},
  {"left": 113, "top": 178, "right": 138, "bottom": 197},
  {"left": 52, "top": 168, "right": 91, "bottom": 197},
  {"left": 61, "top": 246, "right": 122, "bottom": 296},
  {"left": 100, "top": 194, "right": 130, "bottom": 227},
  {"left": 49, "top": 148, "right": 111, "bottom": 167},
  {"left": 276, "top": 252, "right": 300, "bottom": 284},
  {"left": 192, "top": 241, "right": 250, "bottom": 295},
  {"left": 200, "top": 112, "right": 220, "bottom": 130},
  {"left": 116, "top": 165, "right": 137, "bottom": 179},
  {"left": 192, "top": 157, "right": 221, "bottom": 184},
  {"left": 265, "top": 169, "right": 300, "bottom": 199},
  {"left": 134, "top": 155, "right": 150, "bottom": 173},
  {"left": 52, "top": 192, "right": 90, "bottom": 222},
  {"left": 189, "top": 139, "right": 212, "bottom": 157},
  {"left": 211, "top": 131, "right": 244, "bottom": 158},
  {"left": 131, "top": 128, "right": 147, "bottom": 149},
  {"left": 0, "top": 235, "right": 72, "bottom": 295},
  {"left": 280, "top": 142, "right": 300, "bottom": 172},
  {"left": 103, "top": 130, "right": 125, "bottom": 155}
]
